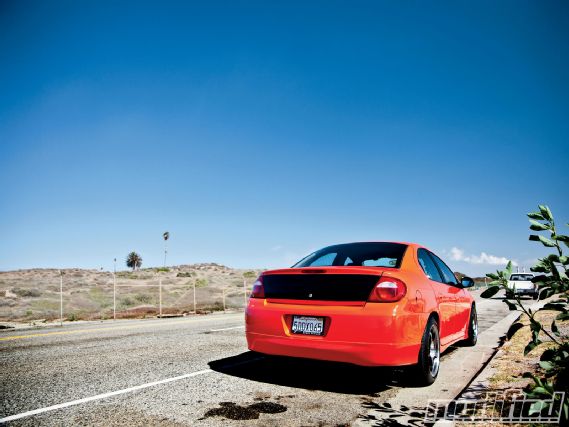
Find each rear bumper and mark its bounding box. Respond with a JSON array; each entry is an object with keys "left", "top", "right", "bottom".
[
  {"left": 245, "top": 298, "right": 424, "bottom": 367},
  {"left": 509, "top": 287, "right": 537, "bottom": 295},
  {"left": 247, "top": 331, "right": 420, "bottom": 366}
]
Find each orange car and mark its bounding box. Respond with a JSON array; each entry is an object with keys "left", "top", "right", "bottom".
[{"left": 245, "top": 242, "right": 477, "bottom": 385}]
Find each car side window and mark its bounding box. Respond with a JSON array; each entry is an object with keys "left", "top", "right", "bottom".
[
  {"left": 417, "top": 249, "right": 443, "bottom": 282},
  {"left": 430, "top": 253, "right": 459, "bottom": 285}
]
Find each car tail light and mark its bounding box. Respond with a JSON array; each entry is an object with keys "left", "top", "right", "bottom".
[
  {"left": 250, "top": 277, "right": 265, "bottom": 299},
  {"left": 367, "top": 277, "right": 406, "bottom": 302}
]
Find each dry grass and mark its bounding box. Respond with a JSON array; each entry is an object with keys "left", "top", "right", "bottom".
[
  {"left": 457, "top": 308, "right": 568, "bottom": 426},
  {"left": 0, "top": 263, "right": 263, "bottom": 322},
  {"left": 488, "top": 310, "right": 566, "bottom": 390}
]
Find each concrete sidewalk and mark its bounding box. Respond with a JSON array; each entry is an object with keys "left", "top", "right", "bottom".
[{"left": 355, "top": 298, "right": 551, "bottom": 426}]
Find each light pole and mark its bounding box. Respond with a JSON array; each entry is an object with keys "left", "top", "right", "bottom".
[
  {"left": 59, "top": 270, "right": 63, "bottom": 327},
  {"left": 160, "top": 231, "right": 168, "bottom": 318},
  {"left": 113, "top": 258, "right": 117, "bottom": 320},
  {"left": 163, "top": 231, "right": 169, "bottom": 268},
  {"left": 222, "top": 288, "right": 226, "bottom": 312}
]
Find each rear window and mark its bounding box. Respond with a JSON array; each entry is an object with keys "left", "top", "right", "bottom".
[
  {"left": 510, "top": 274, "right": 534, "bottom": 281},
  {"left": 293, "top": 242, "right": 407, "bottom": 268}
]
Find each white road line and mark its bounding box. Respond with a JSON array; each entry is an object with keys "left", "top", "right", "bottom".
[
  {"left": 0, "top": 369, "right": 213, "bottom": 423},
  {"left": 210, "top": 325, "right": 245, "bottom": 332}
]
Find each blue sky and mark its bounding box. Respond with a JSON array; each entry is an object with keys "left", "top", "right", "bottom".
[{"left": 1, "top": 1, "right": 568, "bottom": 276}]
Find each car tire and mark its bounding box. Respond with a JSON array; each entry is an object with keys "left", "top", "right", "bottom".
[
  {"left": 412, "top": 316, "right": 440, "bottom": 386},
  {"left": 533, "top": 293, "right": 539, "bottom": 300},
  {"left": 464, "top": 305, "right": 478, "bottom": 346}
]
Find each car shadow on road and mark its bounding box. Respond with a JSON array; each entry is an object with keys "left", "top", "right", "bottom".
[{"left": 209, "top": 351, "right": 420, "bottom": 395}]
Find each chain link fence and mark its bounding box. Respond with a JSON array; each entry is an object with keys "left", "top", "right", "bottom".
[{"left": 0, "top": 265, "right": 261, "bottom": 324}]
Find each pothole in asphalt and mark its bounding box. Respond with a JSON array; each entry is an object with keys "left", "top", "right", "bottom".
[{"left": 201, "top": 401, "right": 287, "bottom": 420}]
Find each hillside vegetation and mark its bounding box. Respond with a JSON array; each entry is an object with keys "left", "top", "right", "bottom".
[{"left": 0, "top": 264, "right": 262, "bottom": 323}]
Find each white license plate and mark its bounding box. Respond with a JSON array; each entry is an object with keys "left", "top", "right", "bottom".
[{"left": 291, "top": 316, "right": 324, "bottom": 336}]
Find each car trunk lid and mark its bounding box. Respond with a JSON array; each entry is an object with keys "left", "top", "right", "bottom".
[{"left": 262, "top": 267, "right": 387, "bottom": 305}]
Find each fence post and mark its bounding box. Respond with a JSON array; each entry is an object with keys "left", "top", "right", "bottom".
[
  {"left": 113, "top": 258, "right": 116, "bottom": 321},
  {"left": 159, "top": 275, "right": 162, "bottom": 318},
  {"left": 222, "top": 288, "right": 226, "bottom": 312},
  {"left": 193, "top": 280, "right": 196, "bottom": 314},
  {"left": 113, "top": 273, "right": 116, "bottom": 320},
  {"left": 59, "top": 270, "right": 63, "bottom": 326}
]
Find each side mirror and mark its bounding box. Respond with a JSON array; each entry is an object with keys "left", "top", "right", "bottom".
[{"left": 461, "top": 277, "right": 475, "bottom": 288}]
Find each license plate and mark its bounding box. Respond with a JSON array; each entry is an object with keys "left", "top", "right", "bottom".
[{"left": 291, "top": 316, "right": 324, "bottom": 336}]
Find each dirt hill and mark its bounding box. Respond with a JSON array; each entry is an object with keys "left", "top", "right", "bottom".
[{"left": 0, "top": 264, "right": 263, "bottom": 323}]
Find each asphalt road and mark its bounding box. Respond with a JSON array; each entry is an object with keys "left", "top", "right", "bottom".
[{"left": 0, "top": 291, "right": 510, "bottom": 426}]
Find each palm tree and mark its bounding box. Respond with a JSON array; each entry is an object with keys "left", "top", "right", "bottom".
[
  {"left": 126, "top": 252, "right": 142, "bottom": 271},
  {"left": 163, "top": 231, "right": 169, "bottom": 267}
]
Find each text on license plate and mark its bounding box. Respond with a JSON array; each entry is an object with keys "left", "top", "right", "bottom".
[{"left": 291, "top": 316, "right": 324, "bottom": 335}]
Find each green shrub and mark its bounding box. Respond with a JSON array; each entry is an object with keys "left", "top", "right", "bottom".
[
  {"left": 134, "top": 293, "right": 153, "bottom": 304},
  {"left": 88, "top": 288, "right": 111, "bottom": 308},
  {"left": 195, "top": 278, "right": 208, "bottom": 288},
  {"left": 120, "top": 297, "right": 135, "bottom": 307},
  {"left": 481, "top": 205, "right": 568, "bottom": 421},
  {"left": 176, "top": 272, "right": 195, "bottom": 277},
  {"left": 13, "top": 288, "right": 41, "bottom": 298}
]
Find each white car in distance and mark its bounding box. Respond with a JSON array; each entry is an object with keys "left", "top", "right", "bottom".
[{"left": 506, "top": 272, "right": 538, "bottom": 299}]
